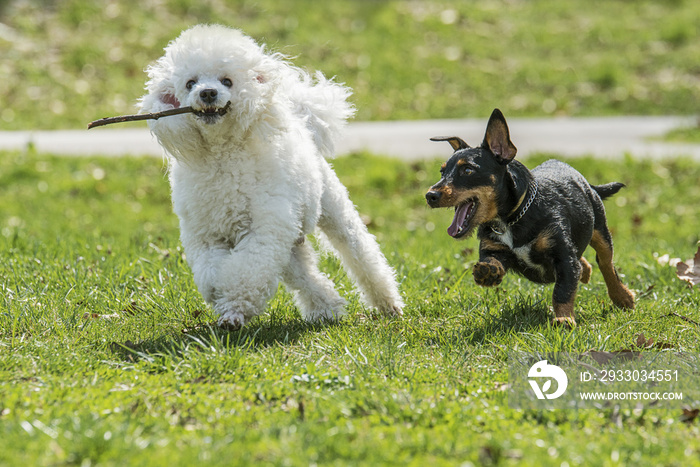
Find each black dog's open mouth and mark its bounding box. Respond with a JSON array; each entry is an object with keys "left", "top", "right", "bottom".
[
  {"left": 447, "top": 199, "right": 477, "bottom": 238},
  {"left": 194, "top": 101, "right": 232, "bottom": 122}
]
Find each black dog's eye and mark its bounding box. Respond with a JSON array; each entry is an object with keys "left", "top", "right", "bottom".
[
  {"left": 186, "top": 80, "right": 196, "bottom": 91},
  {"left": 221, "top": 78, "right": 232, "bottom": 87},
  {"left": 460, "top": 166, "right": 474, "bottom": 176}
]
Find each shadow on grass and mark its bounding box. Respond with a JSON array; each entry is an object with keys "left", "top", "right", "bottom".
[
  {"left": 109, "top": 316, "right": 340, "bottom": 363},
  {"left": 467, "top": 302, "right": 553, "bottom": 343},
  {"left": 417, "top": 295, "right": 556, "bottom": 349},
  {"left": 108, "top": 295, "right": 560, "bottom": 364}
]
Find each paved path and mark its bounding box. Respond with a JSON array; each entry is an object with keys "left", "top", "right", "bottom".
[{"left": 1, "top": 116, "right": 699, "bottom": 160}]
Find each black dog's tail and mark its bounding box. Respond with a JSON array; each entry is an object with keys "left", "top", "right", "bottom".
[{"left": 592, "top": 182, "right": 626, "bottom": 200}]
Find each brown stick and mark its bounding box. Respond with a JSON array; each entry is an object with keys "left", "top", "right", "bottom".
[
  {"left": 87, "top": 101, "right": 231, "bottom": 129},
  {"left": 88, "top": 107, "right": 195, "bottom": 129}
]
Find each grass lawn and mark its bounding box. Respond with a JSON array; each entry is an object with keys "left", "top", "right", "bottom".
[
  {"left": 2, "top": 0, "right": 700, "bottom": 130},
  {"left": 1, "top": 149, "right": 700, "bottom": 465},
  {"left": 662, "top": 122, "right": 700, "bottom": 143}
]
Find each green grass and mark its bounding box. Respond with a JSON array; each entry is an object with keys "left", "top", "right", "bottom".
[
  {"left": 2, "top": 0, "right": 700, "bottom": 130},
  {"left": 663, "top": 122, "right": 700, "bottom": 143},
  {"left": 1, "top": 150, "right": 700, "bottom": 465}
]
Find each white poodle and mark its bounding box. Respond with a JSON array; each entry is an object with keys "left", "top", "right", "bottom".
[{"left": 139, "top": 24, "right": 404, "bottom": 327}]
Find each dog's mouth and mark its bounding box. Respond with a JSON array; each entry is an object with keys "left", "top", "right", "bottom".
[
  {"left": 194, "top": 101, "right": 232, "bottom": 122},
  {"left": 448, "top": 199, "right": 478, "bottom": 238}
]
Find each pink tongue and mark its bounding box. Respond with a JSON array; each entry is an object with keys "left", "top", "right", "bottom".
[{"left": 447, "top": 203, "right": 471, "bottom": 237}]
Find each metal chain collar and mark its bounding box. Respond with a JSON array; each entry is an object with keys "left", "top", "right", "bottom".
[
  {"left": 490, "top": 180, "right": 538, "bottom": 235},
  {"left": 507, "top": 179, "right": 538, "bottom": 227}
]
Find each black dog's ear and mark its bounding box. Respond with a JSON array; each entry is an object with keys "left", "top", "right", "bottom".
[
  {"left": 483, "top": 109, "right": 517, "bottom": 164},
  {"left": 430, "top": 136, "right": 470, "bottom": 152}
]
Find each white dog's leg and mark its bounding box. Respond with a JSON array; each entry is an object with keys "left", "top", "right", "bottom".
[
  {"left": 185, "top": 244, "right": 230, "bottom": 303},
  {"left": 282, "top": 239, "right": 347, "bottom": 322},
  {"left": 318, "top": 166, "right": 404, "bottom": 316},
  {"left": 210, "top": 233, "right": 295, "bottom": 327}
]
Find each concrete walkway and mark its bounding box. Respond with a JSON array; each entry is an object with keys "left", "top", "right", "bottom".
[{"left": 1, "top": 115, "right": 699, "bottom": 160}]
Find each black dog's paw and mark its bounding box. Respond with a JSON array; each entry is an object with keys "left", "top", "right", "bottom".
[{"left": 473, "top": 259, "right": 505, "bottom": 287}]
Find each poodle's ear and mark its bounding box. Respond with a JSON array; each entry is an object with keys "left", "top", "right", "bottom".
[
  {"left": 143, "top": 58, "right": 180, "bottom": 110},
  {"left": 160, "top": 92, "right": 181, "bottom": 108},
  {"left": 251, "top": 68, "right": 284, "bottom": 90}
]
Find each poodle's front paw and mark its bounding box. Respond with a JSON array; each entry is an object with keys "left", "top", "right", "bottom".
[
  {"left": 368, "top": 301, "right": 404, "bottom": 318},
  {"left": 217, "top": 310, "right": 247, "bottom": 329},
  {"left": 473, "top": 258, "right": 505, "bottom": 287},
  {"left": 384, "top": 304, "right": 404, "bottom": 317},
  {"left": 368, "top": 294, "right": 405, "bottom": 317},
  {"left": 214, "top": 299, "right": 257, "bottom": 329}
]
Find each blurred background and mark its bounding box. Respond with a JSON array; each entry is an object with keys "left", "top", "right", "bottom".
[{"left": 1, "top": 0, "right": 698, "bottom": 131}]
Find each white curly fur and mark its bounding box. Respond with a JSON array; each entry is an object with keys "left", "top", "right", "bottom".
[{"left": 139, "top": 25, "right": 404, "bottom": 327}]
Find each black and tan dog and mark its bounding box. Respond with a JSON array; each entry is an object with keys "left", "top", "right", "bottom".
[{"left": 425, "top": 108, "right": 635, "bottom": 326}]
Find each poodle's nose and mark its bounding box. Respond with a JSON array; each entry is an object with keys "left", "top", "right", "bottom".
[{"left": 200, "top": 88, "right": 218, "bottom": 104}]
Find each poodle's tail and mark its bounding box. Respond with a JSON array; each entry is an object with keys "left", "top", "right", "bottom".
[
  {"left": 288, "top": 71, "right": 355, "bottom": 158},
  {"left": 317, "top": 165, "right": 404, "bottom": 316}
]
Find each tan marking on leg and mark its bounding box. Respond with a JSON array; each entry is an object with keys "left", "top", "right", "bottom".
[
  {"left": 552, "top": 301, "right": 577, "bottom": 328},
  {"left": 590, "top": 231, "right": 635, "bottom": 309},
  {"left": 533, "top": 229, "right": 555, "bottom": 254},
  {"left": 480, "top": 238, "right": 509, "bottom": 252},
  {"left": 579, "top": 257, "right": 591, "bottom": 284}
]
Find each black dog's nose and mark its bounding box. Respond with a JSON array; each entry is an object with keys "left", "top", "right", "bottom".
[
  {"left": 200, "top": 88, "right": 218, "bottom": 104},
  {"left": 426, "top": 190, "right": 442, "bottom": 206}
]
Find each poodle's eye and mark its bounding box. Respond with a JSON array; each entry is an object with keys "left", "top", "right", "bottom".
[
  {"left": 221, "top": 78, "right": 232, "bottom": 88},
  {"left": 186, "top": 80, "right": 196, "bottom": 91}
]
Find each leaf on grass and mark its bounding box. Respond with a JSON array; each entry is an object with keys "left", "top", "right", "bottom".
[
  {"left": 681, "top": 407, "right": 700, "bottom": 423},
  {"left": 634, "top": 333, "right": 674, "bottom": 350},
  {"left": 635, "top": 333, "right": 652, "bottom": 348},
  {"left": 677, "top": 245, "right": 700, "bottom": 288},
  {"left": 121, "top": 301, "right": 142, "bottom": 315},
  {"left": 192, "top": 309, "right": 206, "bottom": 319}
]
